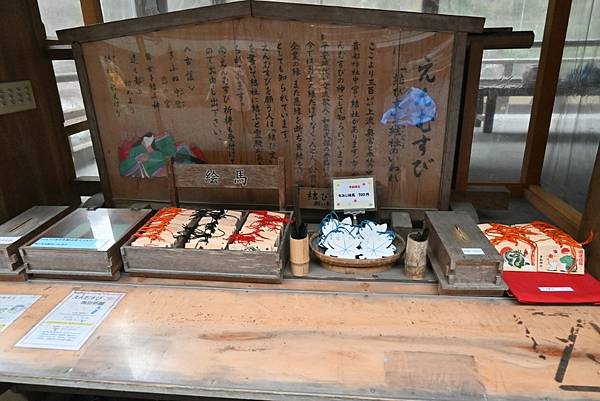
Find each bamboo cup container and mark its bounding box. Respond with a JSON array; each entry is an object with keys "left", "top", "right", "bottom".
[
  {"left": 290, "top": 236, "right": 310, "bottom": 276},
  {"left": 405, "top": 231, "right": 428, "bottom": 279}
]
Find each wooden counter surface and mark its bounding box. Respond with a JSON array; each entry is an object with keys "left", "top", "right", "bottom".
[{"left": 0, "top": 278, "right": 599, "bottom": 401}]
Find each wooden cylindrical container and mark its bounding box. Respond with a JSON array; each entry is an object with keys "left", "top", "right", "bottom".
[
  {"left": 405, "top": 232, "right": 428, "bottom": 279},
  {"left": 290, "top": 236, "right": 310, "bottom": 276}
]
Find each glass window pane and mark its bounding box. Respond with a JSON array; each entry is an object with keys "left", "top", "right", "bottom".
[
  {"left": 540, "top": 0, "right": 600, "bottom": 211},
  {"left": 68, "top": 130, "right": 100, "bottom": 178},
  {"left": 469, "top": 48, "right": 540, "bottom": 182},
  {"left": 53, "top": 60, "right": 86, "bottom": 121},
  {"left": 437, "top": 0, "right": 548, "bottom": 183},
  {"left": 37, "top": 0, "right": 84, "bottom": 39}
]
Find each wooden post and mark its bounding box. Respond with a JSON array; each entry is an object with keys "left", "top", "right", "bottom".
[
  {"left": 579, "top": 146, "right": 600, "bottom": 280},
  {"left": 80, "top": 0, "right": 103, "bottom": 25},
  {"left": 520, "top": 0, "right": 572, "bottom": 186},
  {"left": 455, "top": 39, "right": 484, "bottom": 193},
  {"left": 166, "top": 156, "right": 179, "bottom": 207},
  {"left": 277, "top": 157, "right": 286, "bottom": 211}
]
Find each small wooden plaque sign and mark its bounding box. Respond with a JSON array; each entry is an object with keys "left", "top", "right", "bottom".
[{"left": 298, "top": 187, "right": 331, "bottom": 210}]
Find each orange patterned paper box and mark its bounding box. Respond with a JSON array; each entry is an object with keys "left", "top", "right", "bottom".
[
  {"left": 479, "top": 223, "right": 585, "bottom": 274},
  {"left": 515, "top": 223, "right": 585, "bottom": 275},
  {"left": 478, "top": 223, "right": 538, "bottom": 272}
]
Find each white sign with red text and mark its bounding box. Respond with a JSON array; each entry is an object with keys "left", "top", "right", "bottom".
[{"left": 332, "top": 177, "right": 376, "bottom": 211}]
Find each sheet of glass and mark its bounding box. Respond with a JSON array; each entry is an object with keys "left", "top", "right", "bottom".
[
  {"left": 80, "top": 17, "right": 455, "bottom": 208},
  {"left": 37, "top": 0, "right": 83, "bottom": 39},
  {"left": 541, "top": 0, "right": 600, "bottom": 211},
  {"left": 436, "top": 1, "right": 549, "bottom": 183},
  {"left": 31, "top": 209, "right": 146, "bottom": 252},
  {"left": 0, "top": 206, "right": 71, "bottom": 248},
  {"left": 15, "top": 291, "right": 124, "bottom": 351}
]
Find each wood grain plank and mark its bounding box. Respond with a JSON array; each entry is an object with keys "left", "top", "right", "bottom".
[
  {"left": 0, "top": 281, "right": 599, "bottom": 400},
  {"left": 524, "top": 185, "right": 582, "bottom": 237},
  {"left": 58, "top": 1, "right": 252, "bottom": 43},
  {"left": 252, "top": 1, "right": 484, "bottom": 33}
]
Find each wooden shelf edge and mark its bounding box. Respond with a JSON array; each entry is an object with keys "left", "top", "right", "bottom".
[{"left": 524, "top": 185, "right": 581, "bottom": 237}]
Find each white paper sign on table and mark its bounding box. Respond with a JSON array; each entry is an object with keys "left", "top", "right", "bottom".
[
  {"left": 16, "top": 291, "right": 124, "bottom": 350},
  {"left": 0, "top": 237, "right": 21, "bottom": 245},
  {"left": 332, "top": 176, "right": 376, "bottom": 211},
  {"left": 0, "top": 294, "right": 40, "bottom": 332}
]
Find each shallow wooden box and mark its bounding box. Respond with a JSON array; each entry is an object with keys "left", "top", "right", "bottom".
[
  {"left": 122, "top": 242, "right": 290, "bottom": 283},
  {"left": 424, "top": 211, "right": 507, "bottom": 296},
  {"left": 20, "top": 208, "right": 151, "bottom": 280},
  {"left": 0, "top": 206, "right": 72, "bottom": 279},
  {"left": 121, "top": 211, "right": 292, "bottom": 283}
]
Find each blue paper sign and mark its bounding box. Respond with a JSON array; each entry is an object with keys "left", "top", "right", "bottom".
[{"left": 31, "top": 237, "right": 110, "bottom": 250}]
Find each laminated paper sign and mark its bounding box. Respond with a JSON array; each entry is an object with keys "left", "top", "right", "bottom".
[
  {"left": 16, "top": 291, "right": 124, "bottom": 350},
  {"left": 0, "top": 294, "right": 40, "bottom": 332}
]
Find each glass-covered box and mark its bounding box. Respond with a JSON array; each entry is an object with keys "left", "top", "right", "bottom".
[
  {"left": 0, "top": 206, "right": 72, "bottom": 278},
  {"left": 20, "top": 208, "right": 151, "bottom": 279}
]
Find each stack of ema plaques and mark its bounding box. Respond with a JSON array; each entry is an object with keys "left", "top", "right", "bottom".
[{"left": 121, "top": 208, "right": 292, "bottom": 283}]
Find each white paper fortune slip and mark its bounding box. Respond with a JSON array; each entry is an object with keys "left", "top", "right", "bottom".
[
  {"left": 538, "top": 287, "right": 574, "bottom": 292},
  {"left": 0, "top": 294, "right": 40, "bottom": 332},
  {"left": 16, "top": 291, "right": 124, "bottom": 350},
  {"left": 0, "top": 237, "right": 21, "bottom": 245},
  {"left": 462, "top": 248, "right": 485, "bottom": 256}
]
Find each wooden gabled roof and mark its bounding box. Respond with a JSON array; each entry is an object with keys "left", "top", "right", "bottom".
[{"left": 58, "top": 0, "right": 484, "bottom": 43}]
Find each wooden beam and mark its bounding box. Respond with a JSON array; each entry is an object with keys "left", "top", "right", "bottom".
[
  {"left": 452, "top": 185, "right": 510, "bottom": 210},
  {"left": 468, "top": 181, "right": 523, "bottom": 197},
  {"left": 579, "top": 146, "right": 600, "bottom": 279},
  {"left": 61, "top": 1, "right": 250, "bottom": 43},
  {"left": 521, "top": 0, "right": 572, "bottom": 185},
  {"left": 470, "top": 31, "right": 534, "bottom": 50},
  {"left": 64, "top": 118, "right": 89, "bottom": 137},
  {"left": 454, "top": 40, "right": 484, "bottom": 192},
  {"left": 439, "top": 32, "right": 467, "bottom": 210},
  {"left": 46, "top": 42, "right": 73, "bottom": 60},
  {"left": 80, "top": 0, "right": 103, "bottom": 25},
  {"left": 524, "top": 185, "right": 581, "bottom": 237},
  {"left": 72, "top": 176, "right": 101, "bottom": 196}
]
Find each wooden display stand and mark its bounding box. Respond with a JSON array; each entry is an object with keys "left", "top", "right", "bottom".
[{"left": 121, "top": 158, "right": 292, "bottom": 283}]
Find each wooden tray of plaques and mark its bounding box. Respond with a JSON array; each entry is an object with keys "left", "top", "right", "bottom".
[
  {"left": 121, "top": 210, "right": 293, "bottom": 283},
  {"left": 20, "top": 208, "right": 151, "bottom": 280},
  {"left": 0, "top": 206, "right": 72, "bottom": 281}
]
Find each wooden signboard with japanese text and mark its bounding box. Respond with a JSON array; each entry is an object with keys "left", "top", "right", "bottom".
[{"left": 61, "top": 2, "right": 482, "bottom": 210}]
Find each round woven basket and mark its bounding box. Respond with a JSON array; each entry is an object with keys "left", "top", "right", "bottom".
[{"left": 309, "top": 232, "right": 405, "bottom": 274}]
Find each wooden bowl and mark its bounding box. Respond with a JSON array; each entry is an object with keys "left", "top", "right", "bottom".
[{"left": 309, "top": 232, "right": 405, "bottom": 274}]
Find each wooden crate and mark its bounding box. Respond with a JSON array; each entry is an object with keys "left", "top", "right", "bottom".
[
  {"left": 424, "top": 211, "right": 507, "bottom": 296},
  {"left": 0, "top": 206, "right": 71, "bottom": 279},
  {"left": 20, "top": 208, "right": 151, "bottom": 280},
  {"left": 121, "top": 211, "right": 292, "bottom": 283}
]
